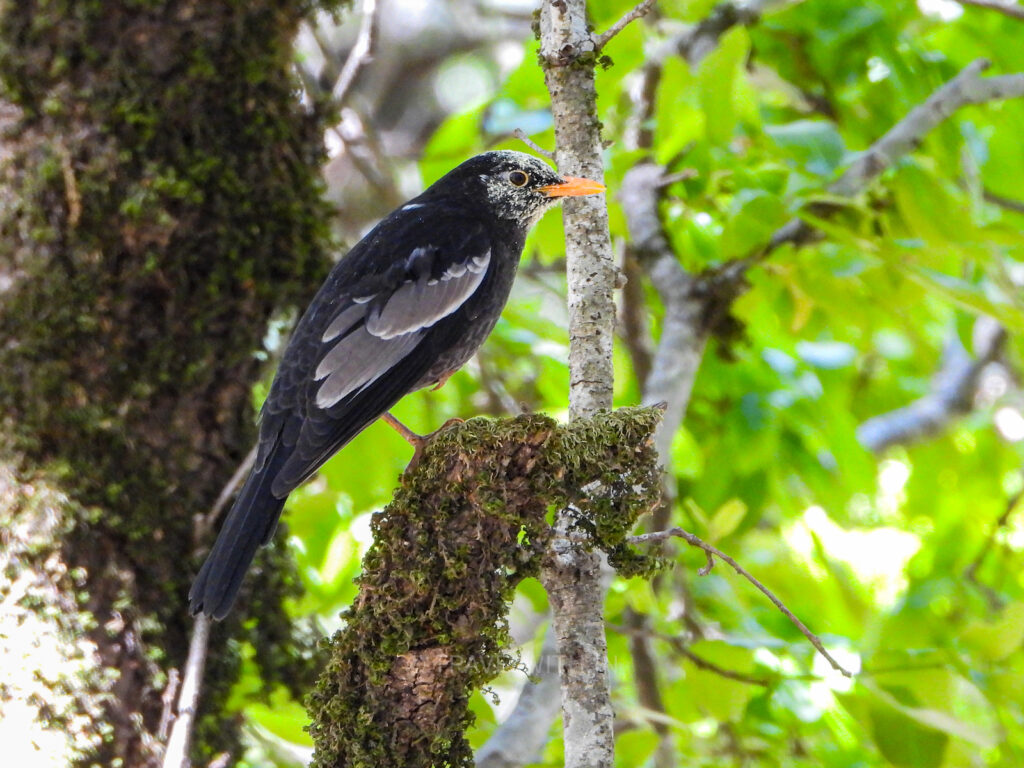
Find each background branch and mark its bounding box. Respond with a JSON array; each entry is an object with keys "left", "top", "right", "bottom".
[
  {"left": 330, "top": 0, "right": 380, "bottom": 105},
  {"left": 629, "top": 528, "right": 853, "bottom": 676},
  {"left": 857, "top": 318, "right": 1006, "bottom": 453},
  {"left": 475, "top": 628, "right": 560, "bottom": 768},
  {"left": 954, "top": 0, "right": 1024, "bottom": 21},
  {"left": 750, "top": 59, "right": 1024, "bottom": 261},
  {"left": 161, "top": 616, "right": 211, "bottom": 768}
]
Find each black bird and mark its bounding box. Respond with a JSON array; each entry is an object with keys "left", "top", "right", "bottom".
[{"left": 190, "top": 150, "right": 605, "bottom": 618}]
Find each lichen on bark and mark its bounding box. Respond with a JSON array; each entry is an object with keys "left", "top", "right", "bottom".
[{"left": 307, "top": 407, "right": 663, "bottom": 768}]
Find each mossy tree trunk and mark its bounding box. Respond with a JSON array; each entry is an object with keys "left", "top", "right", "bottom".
[{"left": 0, "top": 1, "right": 343, "bottom": 765}]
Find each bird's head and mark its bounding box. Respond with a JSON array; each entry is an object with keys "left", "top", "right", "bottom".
[{"left": 425, "top": 150, "right": 605, "bottom": 228}]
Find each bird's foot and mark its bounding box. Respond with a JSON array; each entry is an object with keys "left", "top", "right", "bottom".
[
  {"left": 430, "top": 370, "right": 455, "bottom": 391},
  {"left": 381, "top": 412, "right": 465, "bottom": 472}
]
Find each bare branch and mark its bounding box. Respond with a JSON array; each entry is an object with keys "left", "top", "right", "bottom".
[
  {"left": 742, "top": 59, "right": 1024, "bottom": 267},
  {"left": 538, "top": 1, "right": 619, "bottom": 764},
  {"left": 629, "top": 528, "right": 853, "bottom": 677},
  {"left": 984, "top": 188, "right": 1024, "bottom": 214},
  {"left": 331, "top": 0, "right": 380, "bottom": 106},
  {"left": 955, "top": 0, "right": 1024, "bottom": 21},
  {"left": 476, "top": 627, "right": 561, "bottom": 768},
  {"left": 831, "top": 60, "right": 1024, "bottom": 197},
  {"left": 161, "top": 615, "right": 211, "bottom": 768},
  {"left": 593, "top": 0, "right": 657, "bottom": 51},
  {"left": 513, "top": 128, "right": 555, "bottom": 160},
  {"left": 964, "top": 483, "right": 1024, "bottom": 609},
  {"left": 610, "top": 620, "right": 771, "bottom": 686},
  {"left": 672, "top": 643, "right": 770, "bottom": 686},
  {"left": 674, "top": 0, "right": 796, "bottom": 66},
  {"left": 857, "top": 318, "right": 1006, "bottom": 453}
]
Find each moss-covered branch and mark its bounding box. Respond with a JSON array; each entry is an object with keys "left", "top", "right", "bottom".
[{"left": 307, "top": 407, "right": 664, "bottom": 768}]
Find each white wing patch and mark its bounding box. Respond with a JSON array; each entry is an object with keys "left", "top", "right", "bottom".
[
  {"left": 315, "top": 326, "right": 424, "bottom": 409},
  {"left": 321, "top": 304, "right": 366, "bottom": 343},
  {"left": 312, "top": 246, "right": 491, "bottom": 409},
  {"left": 365, "top": 249, "right": 490, "bottom": 340}
]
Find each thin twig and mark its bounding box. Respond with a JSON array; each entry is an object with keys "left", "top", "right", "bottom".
[
  {"left": 158, "top": 668, "right": 181, "bottom": 741},
  {"left": 609, "top": 620, "right": 771, "bottom": 686},
  {"left": 984, "top": 188, "right": 1024, "bottom": 214},
  {"left": 964, "top": 485, "right": 1024, "bottom": 608},
  {"left": 672, "top": 643, "right": 770, "bottom": 686},
  {"left": 629, "top": 527, "right": 853, "bottom": 677},
  {"left": 593, "top": 0, "right": 657, "bottom": 50},
  {"left": 513, "top": 128, "right": 555, "bottom": 160},
  {"left": 955, "top": 0, "right": 1024, "bottom": 21},
  {"left": 161, "top": 615, "right": 211, "bottom": 768},
  {"left": 331, "top": 0, "right": 380, "bottom": 105}
]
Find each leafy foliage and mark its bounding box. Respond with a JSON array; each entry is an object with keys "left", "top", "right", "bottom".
[{"left": 238, "top": 1, "right": 1024, "bottom": 766}]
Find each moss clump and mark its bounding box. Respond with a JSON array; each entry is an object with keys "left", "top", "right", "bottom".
[{"left": 307, "top": 407, "right": 663, "bottom": 768}]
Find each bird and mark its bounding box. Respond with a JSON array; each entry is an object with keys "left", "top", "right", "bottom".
[{"left": 189, "top": 150, "right": 605, "bottom": 618}]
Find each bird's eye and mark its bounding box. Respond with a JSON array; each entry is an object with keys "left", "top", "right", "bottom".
[{"left": 508, "top": 170, "right": 529, "bottom": 187}]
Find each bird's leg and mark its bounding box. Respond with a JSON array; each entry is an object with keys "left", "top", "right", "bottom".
[
  {"left": 381, "top": 411, "right": 465, "bottom": 469},
  {"left": 381, "top": 412, "right": 423, "bottom": 446},
  {"left": 430, "top": 370, "right": 455, "bottom": 391}
]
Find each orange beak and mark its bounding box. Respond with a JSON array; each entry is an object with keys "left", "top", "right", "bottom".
[{"left": 539, "top": 176, "right": 606, "bottom": 198}]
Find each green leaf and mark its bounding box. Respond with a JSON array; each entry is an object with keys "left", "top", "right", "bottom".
[
  {"left": 670, "top": 424, "right": 705, "bottom": 479},
  {"left": 697, "top": 28, "right": 749, "bottom": 145},
  {"left": 720, "top": 189, "right": 787, "bottom": 259},
  {"left": 960, "top": 602, "right": 1024, "bottom": 662},
  {"left": 707, "top": 498, "right": 747, "bottom": 543},
  {"left": 765, "top": 120, "right": 846, "bottom": 177},
  {"left": 858, "top": 680, "right": 998, "bottom": 750},
  {"left": 246, "top": 692, "right": 312, "bottom": 747}
]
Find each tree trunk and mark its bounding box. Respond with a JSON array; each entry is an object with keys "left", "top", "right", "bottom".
[{"left": 0, "top": 2, "right": 338, "bottom": 765}]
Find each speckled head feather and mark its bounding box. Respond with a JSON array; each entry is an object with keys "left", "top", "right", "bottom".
[{"left": 420, "top": 150, "right": 579, "bottom": 227}]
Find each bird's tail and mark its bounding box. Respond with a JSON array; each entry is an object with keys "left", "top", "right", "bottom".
[{"left": 189, "top": 444, "right": 288, "bottom": 620}]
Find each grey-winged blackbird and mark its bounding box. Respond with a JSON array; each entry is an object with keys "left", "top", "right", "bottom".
[{"left": 190, "top": 150, "right": 604, "bottom": 618}]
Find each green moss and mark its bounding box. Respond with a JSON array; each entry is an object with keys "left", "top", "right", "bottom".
[{"left": 307, "top": 407, "right": 664, "bottom": 768}]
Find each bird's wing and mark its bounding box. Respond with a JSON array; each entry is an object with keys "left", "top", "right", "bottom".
[
  {"left": 261, "top": 214, "right": 492, "bottom": 494},
  {"left": 313, "top": 243, "right": 490, "bottom": 408}
]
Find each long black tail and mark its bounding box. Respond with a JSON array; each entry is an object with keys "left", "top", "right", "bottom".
[{"left": 189, "top": 443, "right": 289, "bottom": 619}]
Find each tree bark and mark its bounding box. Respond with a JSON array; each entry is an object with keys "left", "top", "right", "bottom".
[
  {"left": 0, "top": 2, "right": 337, "bottom": 765},
  {"left": 538, "top": 2, "right": 618, "bottom": 767}
]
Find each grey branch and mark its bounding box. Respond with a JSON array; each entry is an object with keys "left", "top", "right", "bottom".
[
  {"left": 476, "top": 627, "right": 561, "bottom": 768},
  {"left": 832, "top": 60, "right": 1024, "bottom": 197},
  {"left": 765, "top": 60, "right": 1024, "bottom": 253},
  {"left": 628, "top": 528, "right": 853, "bottom": 677},
  {"left": 857, "top": 318, "right": 1006, "bottom": 453},
  {"left": 673, "top": 0, "right": 796, "bottom": 66},
  {"left": 331, "top": 0, "right": 380, "bottom": 105},
  {"left": 512, "top": 128, "right": 555, "bottom": 160},
  {"left": 593, "top": 0, "right": 657, "bottom": 50},
  {"left": 195, "top": 444, "right": 256, "bottom": 544},
  {"left": 955, "top": 0, "right": 1024, "bottom": 21},
  {"left": 161, "top": 614, "right": 211, "bottom": 768},
  {"left": 620, "top": 161, "right": 712, "bottom": 460},
  {"left": 538, "top": 1, "right": 619, "bottom": 767}
]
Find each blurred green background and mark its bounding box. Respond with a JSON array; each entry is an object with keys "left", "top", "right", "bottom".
[{"left": 242, "top": 0, "right": 1024, "bottom": 765}]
